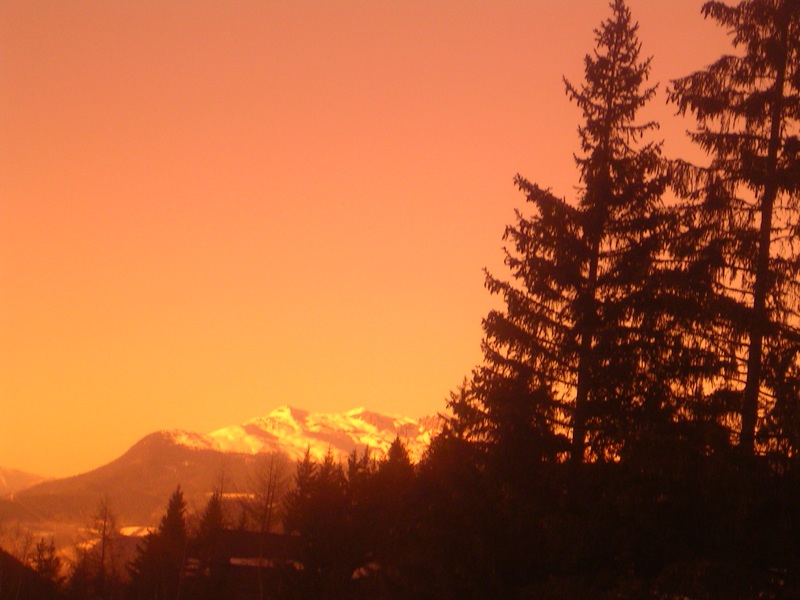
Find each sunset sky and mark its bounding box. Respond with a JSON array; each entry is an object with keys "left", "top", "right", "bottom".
[{"left": 1, "top": 1, "right": 732, "bottom": 478}]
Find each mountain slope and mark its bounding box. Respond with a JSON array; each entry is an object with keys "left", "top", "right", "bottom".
[
  {"left": 9, "top": 406, "right": 441, "bottom": 526},
  {"left": 11, "top": 432, "right": 256, "bottom": 525},
  {"left": 0, "top": 467, "right": 46, "bottom": 497}
]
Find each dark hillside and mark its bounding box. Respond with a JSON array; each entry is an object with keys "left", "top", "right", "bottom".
[{"left": 12, "top": 432, "right": 259, "bottom": 525}]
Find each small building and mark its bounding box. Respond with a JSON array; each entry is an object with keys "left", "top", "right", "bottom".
[{"left": 184, "top": 530, "right": 303, "bottom": 600}]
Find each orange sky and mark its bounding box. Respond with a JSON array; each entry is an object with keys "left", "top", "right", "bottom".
[{"left": 1, "top": 0, "right": 731, "bottom": 478}]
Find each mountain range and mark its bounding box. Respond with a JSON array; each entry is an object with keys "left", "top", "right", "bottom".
[
  {"left": 0, "top": 406, "right": 441, "bottom": 531},
  {"left": 166, "top": 405, "right": 441, "bottom": 462}
]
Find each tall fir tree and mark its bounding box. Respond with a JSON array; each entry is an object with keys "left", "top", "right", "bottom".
[
  {"left": 195, "top": 488, "right": 225, "bottom": 570},
  {"left": 282, "top": 448, "right": 316, "bottom": 538},
  {"left": 128, "top": 486, "right": 188, "bottom": 600},
  {"left": 668, "top": 0, "right": 800, "bottom": 456},
  {"left": 453, "top": 0, "right": 671, "bottom": 465}
]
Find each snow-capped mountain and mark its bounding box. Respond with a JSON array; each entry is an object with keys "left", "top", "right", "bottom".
[
  {"left": 164, "top": 405, "right": 442, "bottom": 462},
  {"left": 6, "top": 406, "right": 443, "bottom": 528}
]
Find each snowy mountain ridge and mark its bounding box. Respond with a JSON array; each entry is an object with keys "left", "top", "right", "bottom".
[{"left": 163, "top": 405, "right": 443, "bottom": 462}]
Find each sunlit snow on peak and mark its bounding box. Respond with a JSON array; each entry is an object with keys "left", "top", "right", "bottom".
[{"left": 170, "top": 406, "right": 441, "bottom": 462}]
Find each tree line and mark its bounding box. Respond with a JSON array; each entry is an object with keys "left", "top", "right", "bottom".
[{"left": 14, "top": 443, "right": 421, "bottom": 599}]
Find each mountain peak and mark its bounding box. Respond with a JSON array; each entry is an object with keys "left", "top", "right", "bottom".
[
  {"left": 179, "top": 406, "right": 441, "bottom": 462},
  {"left": 268, "top": 405, "right": 309, "bottom": 420}
]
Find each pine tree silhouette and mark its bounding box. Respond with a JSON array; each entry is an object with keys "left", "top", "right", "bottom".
[{"left": 668, "top": 0, "right": 800, "bottom": 456}]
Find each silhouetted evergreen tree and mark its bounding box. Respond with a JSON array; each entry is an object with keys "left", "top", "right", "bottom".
[
  {"left": 32, "top": 538, "right": 63, "bottom": 588},
  {"left": 282, "top": 449, "right": 316, "bottom": 539},
  {"left": 195, "top": 488, "right": 225, "bottom": 569},
  {"left": 127, "top": 486, "right": 187, "bottom": 600},
  {"left": 562, "top": 0, "right": 672, "bottom": 463},
  {"left": 364, "top": 438, "right": 416, "bottom": 595},
  {"left": 668, "top": 0, "right": 800, "bottom": 456},
  {"left": 344, "top": 447, "right": 377, "bottom": 580},
  {"left": 453, "top": 0, "right": 671, "bottom": 468}
]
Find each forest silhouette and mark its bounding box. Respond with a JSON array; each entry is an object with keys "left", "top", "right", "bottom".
[{"left": 2, "top": 0, "right": 800, "bottom": 598}]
